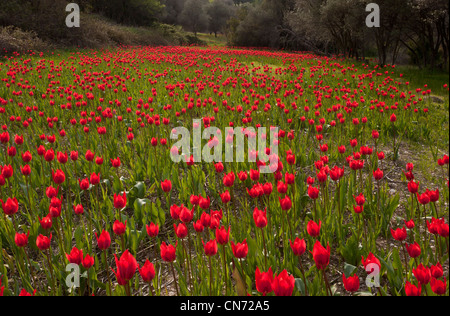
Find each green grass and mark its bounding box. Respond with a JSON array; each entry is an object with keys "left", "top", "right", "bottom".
[
  {"left": 196, "top": 33, "right": 228, "bottom": 47},
  {"left": 394, "top": 65, "right": 449, "bottom": 97}
]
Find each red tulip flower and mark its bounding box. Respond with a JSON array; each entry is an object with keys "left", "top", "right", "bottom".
[
  {"left": 174, "top": 222, "right": 188, "bottom": 239},
  {"left": 430, "top": 277, "right": 447, "bottom": 295},
  {"left": 73, "top": 204, "right": 84, "bottom": 215},
  {"left": 66, "top": 247, "right": 84, "bottom": 265},
  {"left": 38, "top": 215, "right": 53, "bottom": 230},
  {"left": 307, "top": 185, "right": 320, "bottom": 200},
  {"left": 146, "top": 223, "right": 159, "bottom": 238},
  {"left": 231, "top": 239, "right": 248, "bottom": 259},
  {"left": 161, "top": 179, "right": 172, "bottom": 193},
  {"left": 255, "top": 267, "right": 274, "bottom": 296},
  {"left": 430, "top": 263, "right": 443, "bottom": 279},
  {"left": 179, "top": 206, "right": 194, "bottom": 223},
  {"left": 52, "top": 169, "right": 65, "bottom": 185},
  {"left": 405, "top": 281, "right": 421, "bottom": 296},
  {"left": 199, "top": 196, "right": 211, "bottom": 210},
  {"left": 289, "top": 238, "right": 306, "bottom": 256},
  {"left": 113, "top": 192, "right": 127, "bottom": 209},
  {"left": 95, "top": 230, "right": 111, "bottom": 250},
  {"left": 216, "top": 226, "right": 230, "bottom": 245},
  {"left": 1, "top": 197, "right": 19, "bottom": 216},
  {"left": 391, "top": 227, "right": 407, "bottom": 241},
  {"left": 139, "top": 260, "right": 156, "bottom": 283},
  {"left": 405, "top": 242, "right": 421, "bottom": 258},
  {"left": 220, "top": 190, "right": 231, "bottom": 204},
  {"left": 14, "top": 231, "right": 30, "bottom": 248},
  {"left": 113, "top": 220, "right": 127, "bottom": 236},
  {"left": 342, "top": 274, "right": 360, "bottom": 293},
  {"left": 253, "top": 207, "right": 268, "bottom": 228},
  {"left": 82, "top": 254, "right": 95, "bottom": 270},
  {"left": 373, "top": 168, "right": 383, "bottom": 180},
  {"left": 160, "top": 242, "right": 177, "bottom": 262},
  {"left": 36, "top": 233, "right": 52, "bottom": 251},
  {"left": 272, "top": 270, "right": 295, "bottom": 296},
  {"left": 412, "top": 264, "right": 431, "bottom": 285},
  {"left": 279, "top": 195, "right": 292, "bottom": 211},
  {"left": 112, "top": 250, "right": 138, "bottom": 284},
  {"left": 202, "top": 239, "right": 218, "bottom": 256},
  {"left": 307, "top": 220, "right": 322, "bottom": 237},
  {"left": 311, "top": 240, "right": 330, "bottom": 270}
]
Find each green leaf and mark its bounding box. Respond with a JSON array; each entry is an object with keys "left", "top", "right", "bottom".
[
  {"left": 343, "top": 262, "right": 358, "bottom": 278},
  {"left": 295, "top": 278, "right": 305, "bottom": 295}
]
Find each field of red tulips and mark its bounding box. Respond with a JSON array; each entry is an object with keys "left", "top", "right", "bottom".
[{"left": 0, "top": 45, "right": 448, "bottom": 297}]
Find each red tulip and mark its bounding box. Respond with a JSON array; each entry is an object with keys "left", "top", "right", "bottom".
[
  {"left": 407, "top": 181, "right": 419, "bottom": 194},
  {"left": 113, "top": 192, "right": 127, "bottom": 209},
  {"left": 160, "top": 242, "right": 177, "bottom": 262},
  {"left": 404, "top": 219, "right": 415, "bottom": 230},
  {"left": 170, "top": 204, "right": 180, "bottom": 220},
  {"left": 223, "top": 172, "right": 235, "bottom": 187},
  {"left": 57, "top": 152, "right": 68, "bottom": 164},
  {"left": 231, "top": 239, "right": 248, "bottom": 259},
  {"left": 412, "top": 264, "right": 431, "bottom": 285},
  {"left": 19, "top": 289, "right": 36, "bottom": 296},
  {"left": 353, "top": 193, "right": 365, "bottom": 206},
  {"left": 14, "top": 231, "right": 29, "bottom": 248},
  {"left": 405, "top": 281, "right": 421, "bottom": 296},
  {"left": 279, "top": 195, "right": 292, "bottom": 211},
  {"left": 193, "top": 220, "right": 204, "bottom": 233},
  {"left": 430, "top": 277, "right": 447, "bottom": 295},
  {"left": 52, "top": 169, "right": 65, "bottom": 185},
  {"left": 289, "top": 238, "right": 306, "bottom": 257},
  {"left": 112, "top": 250, "right": 138, "bottom": 284},
  {"left": 238, "top": 171, "right": 248, "bottom": 182},
  {"left": 20, "top": 165, "right": 31, "bottom": 177},
  {"left": 373, "top": 168, "right": 383, "bottom": 180},
  {"left": 391, "top": 227, "right": 407, "bottom": 241},
  {"left": 307, "top": 220, "right": 322, "bottom": 237},
  {"left": 36, "top": 233, "right": 52, "bottom": 251},
  {"left": 111, "top": 158, "right": 121, "bottom": 168},
  {"left": 66, "top": 247, "right": 84, "bottom": 265},
  {"left": 405, "top": 242, "right": 421, "bottom": 258},
  {"left": 216, "top": 226, "right": 230, "bottom": 245},
  {"left": 342, "top": 274, "right": 360, "bottom": 293},
  {"left": 255, "top": 267, "right": 273, "bottom": 296},
  {"left": 416, "top": 192, "right": 430, "bottom": 205},
  {"left": 430, "top": 262, "right": 443, "bottom": 279},
  {"left": 85, "top": 150, "right": 95, "bottom": 162},
  {"left": 272, "top": 270, "right": 295, "bottom": 296},
  {"left": 174, "top": 222, "right": 188, "bottom": 239},
  {"left": 179, "top": 206, "right": 194, "bottom": 223},
  {"left": 199, "top": 196, "right": 211, "bottom": 210},
  {"left": 138, "top": 260, "right": 156, "bottom": 283},
  {"left": 161, "top": 179, "right": 172, "bottom": 193},
  {"left": 90, "top": 172, "right": 100, "bottom": 185},
  {"left": 146, "top": 223, "right": 159, "bottom": 238},
  {"left": 73, "top": 204, "right": 84, "bottom": 215},
  {"left": 113, "top": 220, "right": 127, "bottom": 236},
  {"left": 95, "top": 230, "right": 111, "bottom": 250},
  {"left": 1, "top": 165, "right": 13, "bottom": 179},
  {"left": 307, "top": 185, "right": 320, "bottom": 200},
  {"left": 253, "top": 207, "right": 267, "bottom": 228},
  {"left": 311, "top": 240, "right": 330, "bottom": 270},
  {"left": 82, "top": 254, "right": 95, "bottom": 270},
  {"left": 220, "top": 190, "right": 231, "bottom": 204},
  {"left": 202, "top": 239, "right": 218, "bottom": 256},
  {"left": 1, "top": 197, "right": 19, "bottom": 216},
  {"left": 38, "top": 215, "right": 53, "bottom": 230},
  {"left": 79, "top": 178, "right": 90, "bottom": 191}
]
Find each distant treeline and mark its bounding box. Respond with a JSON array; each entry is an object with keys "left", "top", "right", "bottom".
[{"left": 1, "top": 0, "right": 448, "bottom": 69}]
